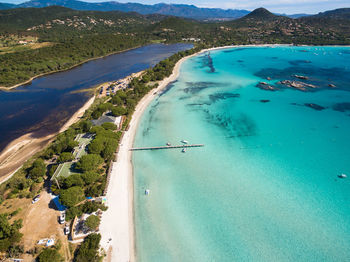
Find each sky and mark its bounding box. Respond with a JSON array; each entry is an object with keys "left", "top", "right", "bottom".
[{"left": 3, "top": 0, "right": 350, "bottom": 14}]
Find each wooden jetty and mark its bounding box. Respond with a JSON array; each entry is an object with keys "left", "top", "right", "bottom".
[{"left": 130, "top": 144, "right": 204, "bottom": 151}]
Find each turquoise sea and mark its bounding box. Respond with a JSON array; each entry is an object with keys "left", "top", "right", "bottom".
[{"left": 133, "top": 46, "right": 350, "bottom": 261}]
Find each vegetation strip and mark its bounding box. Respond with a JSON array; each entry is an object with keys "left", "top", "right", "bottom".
[{"left": 0, "top": 46, "right": 201, "bottom": 260}]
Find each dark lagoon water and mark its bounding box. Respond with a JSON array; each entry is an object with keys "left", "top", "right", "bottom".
[{"left": 0, "top": 43, "right": 192, "bottom": 151}]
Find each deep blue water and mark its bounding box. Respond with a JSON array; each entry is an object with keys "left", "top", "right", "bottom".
[
  {"left": 0, "top": 43, "right": 192, "bottom": 151},
  {"left": 133, "top": 46, "right": 350, "bottom": 261}
]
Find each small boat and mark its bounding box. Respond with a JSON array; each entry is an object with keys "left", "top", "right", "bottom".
[
  {"left": 181, "top": 140, "right": 189, "bottom": 144},
  {"left": 182, "top": 148, "right": 186, "bottom": 153},
  {"left": 166, "top": 142, "right": 171, "bottom": 146},
  {"left": 145, "top": 189, "right": 150, "bottom": 195},
  {"left": 338, "top": 173, "right": 347, "bottom": 179}
]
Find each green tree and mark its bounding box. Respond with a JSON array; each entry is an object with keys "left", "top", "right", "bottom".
[
  {"left": 78, "top": 120, "right": 92, "bottom": 132},
  {"left": 74, "top": 233, "right": 101, "bottom": 262},
  {"left": 59, "top": 186, "right": 85, "bottom": 208},
  {"left": 111, "top": 106, "right": 127, "bottom": 117},
  {"left": 88, "top": 138, "right": 105, "bottom": 155},
  {"left": 0, "top": 214, "right": 23, "bottom": 252},
  {"left": 58, "top": 152, "right": 74, "bottom": 163},
  {"left": 28, "top": 159, "right": 46, "bottom": 181},
  {"left": 76, "top": 154, "right": 103, "bottom": 172},
  {"left": 85, "top": 215, "right": 100, "bottom": 231},
  {"left": 37, "top": 248, "right": 63, "bottom": 262},
  {"left": 111, "top": 95, "right": 123, "bottom": 106},
  {"left": 64, "top": 174, "right": 84, "bottom": 188},
  {"left": 101, "top": 122, "right": 117, "bottom": 131},
  {"left": 81, "top": 171, "right": 99, "bottom": 185}
]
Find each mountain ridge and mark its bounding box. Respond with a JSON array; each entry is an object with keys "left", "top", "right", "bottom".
[
  {"left": 12, "top": 0, "right": 250, "bottom": 20},
  {"left": 0, "top": 0, "right": 316, "bottom": 20}
]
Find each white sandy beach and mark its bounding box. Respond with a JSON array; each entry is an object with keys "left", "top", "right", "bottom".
[
  {"left": 98, "top": 44, "right": 290, "bottom": 261},
  {"left": 99, "top": 52, "right": 200, "bottom": 262}
]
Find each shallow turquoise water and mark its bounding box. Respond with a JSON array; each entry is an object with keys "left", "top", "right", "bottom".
[{"left": 133, "top": 46, "right": 350, "bottom": 261}]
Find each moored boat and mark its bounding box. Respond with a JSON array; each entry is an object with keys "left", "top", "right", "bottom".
[{"left": 338, "top": 173, "right": 347, "bottom": 179}]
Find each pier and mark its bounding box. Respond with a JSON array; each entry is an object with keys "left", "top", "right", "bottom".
[{"left": 130, "top": 144, "right": 204, "bottom": 151}]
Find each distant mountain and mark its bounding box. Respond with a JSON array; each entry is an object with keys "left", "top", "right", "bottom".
[
  {"left": 310, "top": 8, "right": 350, "bottom": 19},
  {"left": 9, "top": 0, "right": 250, "bottom": 20},
  {"left": 240, "top": 7, "right": 283, "bottom": 21},
  {"left": 0, "top": 3, "right": 16, "bottom": 9}
]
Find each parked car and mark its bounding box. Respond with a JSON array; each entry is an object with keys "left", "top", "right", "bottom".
[
  {"left": 64, "top": 225, "right": 70, "bottom": 235},
  {"left": 59, "top": 212, "right": 65, "bottom": 224},
  {"left": 32, "top": 194, "right": 40, "bottom": 204}
]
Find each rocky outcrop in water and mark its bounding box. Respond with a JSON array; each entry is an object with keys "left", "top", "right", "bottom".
[
  {"left": 293, "top": 74, "right": 309, "bottom": 80},
  {"left": 278, "top": 80, "right": 316, "bottom": 91},
  {"left": 256, "top": 82, "right": 278, "bottom": 91},
  {"left": 305, "top": 103, "right": 325, "bottom": 111}
]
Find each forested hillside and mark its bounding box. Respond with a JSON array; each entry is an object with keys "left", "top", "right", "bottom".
[{"left": 1, "top": 6, "right": 350, "bottom": 87}]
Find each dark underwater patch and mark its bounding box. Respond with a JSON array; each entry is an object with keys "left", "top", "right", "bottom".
[
  {"left": 204, "top": 110, "right": 257, "bottom": 138},
  {"left": 340, "top": 50, "right": 350, "bottom": 55},
  {"left": 332, "top": 102, "right": 350, "bottom": 112},
  {"left": 237, "top": 60, "right": 244, "bottom": 63},
  {"left": 223, "top": 48, "right": 249, "bottom": 53},
  {"left": 183, "top": 82, "right": 227, "bottom": 94},
  {"left": 209, "top": 93, "right": 240, "bottom": 103},
  {"left": 304, "top": 103, "right": 326, "bottom": 111},
  {"left": 289, "top": 60, "right": 312, "bottom": 66},
  {"left": 260, "top": 100, "right": 270, "bottom": 103},
  {"left": 199, "top": 52, "right": 216, "bottom": 73},
  {"left": 159, "top": 82, "right": 176, "bottom": 97}
]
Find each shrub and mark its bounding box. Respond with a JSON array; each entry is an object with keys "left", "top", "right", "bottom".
[
  {"left": 101, "top": 122, "right": 117, "bottom": 130},
  {"left": 85, "top": 215, "right": 100, "bottom": 231},
  {"left": 81, "top": 172, "right": 99, "bottom": 185},
  {"left": 74, "top": 233, "right": 101, "bottom": 262},
  {"left": 76, "top": 154, "right": 103, "bottom": 172},
  {"left": 64, "top": 174, "right": 84, "bottom": 188},
  {"left": 58, "top": 152, "right": 74, "bottom": 163},
  {"left": 59, "top": 186, "right": 85, "bottom": 208},
  {"left": 37, "top": 248, "right": 63, "bottom": 262}
]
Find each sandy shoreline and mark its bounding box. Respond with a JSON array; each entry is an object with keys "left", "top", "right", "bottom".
[
  {"left": 0, "top": 95, "right": 95, "bottom": 184},
  {"left": 99, "top": 50, "right": 200, "bottom": 261},
  {"left": 98, "top": 44, "right": 297, "bottom": 261}
]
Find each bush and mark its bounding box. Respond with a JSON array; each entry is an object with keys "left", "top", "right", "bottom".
[
  {"left": 59, "top": 186, "right": 85, "bottom": 208},
  {"left": 82, "top": 201, "right": 107, "bottom": 214},
  {"left": 85, "top": 215, "right": 100, "bottom": 231},
  {"left": 28, "top": 159, "right": 46, "bottom": 181},
  {"left": 74, "top": 233, "right": 101, "bottom": 262},
  {"left": 64, "top": 174, "right": 84, "bottom": 188},
  {"left": 37, "top": 248, "right": 63, "bottom": 262},
  {"left": 101, "top": 122, "right": 117, "bottom": 130},
  {"left": 88, "top": 138, "right": 105, "bottom": 155},
  {"left": 0, "top": 215, "right": 23, "bottom": 252},
  {"left": 111, "top": 106, "right": 127, "bottom": 117},
  {"left": 58, "top": 152, "right": 74, "bottom": 163},
  {"left": 78, "top": 120, "right": 92, "bottom": 132},
  {"left": 76, "top": 154, "right": 103, "bottom": 172},
  {"left": 81, "top": 172, "right": 100, "bottom": 185},
  {"left": 66, "top": 206, "right": 84, "bottom": 221},
  {"left": 48, "top": 164, "right": 58, "bottom": 178}
]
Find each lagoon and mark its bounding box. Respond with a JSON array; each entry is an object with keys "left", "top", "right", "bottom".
[
  {"left": 133, "top": 46, "right": 350, "bottom": 261},
  {"left": 0, "top": 43, "right": 192, "bottom": 151}
]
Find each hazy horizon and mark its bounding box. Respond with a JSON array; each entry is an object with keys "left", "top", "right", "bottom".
[{"left": 1, "top": 0, "right": 349, "bottom": 14}]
